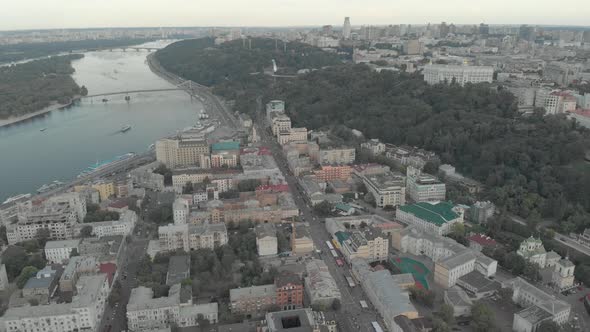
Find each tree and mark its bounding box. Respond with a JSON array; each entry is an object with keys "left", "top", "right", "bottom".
[
  {"left": 331, "top": 298, "right": 341, "bottom": 311},
  {"left": 438, "top": 303, "right": 455, "bottom": 325},
  {"left": 35, "top": 228, "right": 51, "bottom": 247},
  {"left": 182, "top": 181, "right": 194, "bottom": 194},
  {"left": 409, "top": 286, "right": 435, "bottom": 308},
  {"left": 80, "top": 85, "right": 88, "bottom": 96},
  {"left": 364, "top": 192, "right": 376, "bottom": 207},
  {"left": 237, "top": 179, "right": 262, "bottom": 192},
  {"left": 1, "top": 246, "right": 28, "bottom": 280},
  {"left": 70, "top": 248, "right": 79, "bottom": 257},
  {"left": 109, "top": 280, "right": 122, "bottom": 306},
  {"left": 16, "top": 266, "right": 38, "bottom": 289},
  {"left": 313, "top": 201, "right": 333, "bottom": 217},
  {"left": 537, "top": 320, "right": 560, "bottom": 332},
  {"left": 80, "top": 225, "right": 93, "bottom": 238},
  {"left": 472, "top": 302, "right": 496, "bottom": 332},
  {"left": 0, "top": 225, "right": 7, "bottom": 244},
  {"left": 433, "top": 318, "right": 451, "bottom": 332},
  {"left": 196, "top": 314, "right": 211, "bottom": 328}
]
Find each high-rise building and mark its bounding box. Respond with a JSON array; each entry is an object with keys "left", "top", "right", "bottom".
[
  {"left": 342, "top": 17, "right": 351, "bottom": 39},
  {"left": 479, "top": 23, "right": 489, "bottom": 35},
  {"left": 155, "top": 134, "right": 210, "bottom": 169}
]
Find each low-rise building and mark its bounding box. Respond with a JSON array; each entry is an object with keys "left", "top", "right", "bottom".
[
  {"left": 444, "top": 286, "right": 473, "bottom": 317},
  {"left": 304, "top": 259, "right": 341, "bottom": 308},
  {"left": 434, "top": 251, "right": 476, "bottom": 288},
  {"left": 469, "top": 201, "right": 495, "bottom": 223},
  {"left": 230, "top": 284, "right": 277, "bottom": 315},
  {"left": 360, "top": 139, "right": 386, "bottom": 156},
  {"left": 506, "top": 277, "right": 571, "bottom": 331},
  {"left": 22, "top": 266, "right": 59, "bottom": 299},
  {"left": 318, "top": 146, "right": 356, "bottom": 165},
  {"left": 127, "top": 284, "right": 218, "bottom": 331},
  {"left": 75, "top": 210, "right": 137, "bottom": 238},
  {"left": 44, "top": 239, "right": 81, "bottom": 264},
  {"left": 423, "top": 64, "right": 494, "bottom": 86},
  {"left": 467, "top": 234, "right": 497, "bottom": 252},
  {"left": 396, "top": 201, "right": 464, "bottom": 236},
  {"left": 361, "top": 171, "right": 406, "bottom": 208},
  {"left": 552, "top": 258, "right": 575, "bottom": 290},
  {"left": 255, "top": 223, "right": 278, "bottom": 256},
  {"left": 130, "top": 161, "right": 165, "bottom": 191},
  {"left": 351, "top": 258, "right": 418, "bottom": 332}
]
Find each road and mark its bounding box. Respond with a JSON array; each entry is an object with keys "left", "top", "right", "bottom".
[
  {"left": 98, "top": 235, "right": 149, "bottom": 332},
  {"left": 254, "top": 100, "right": 381, "bottom": 332},
  {"left": 146, "top": 53, "right": 239, "bottom": 130}
]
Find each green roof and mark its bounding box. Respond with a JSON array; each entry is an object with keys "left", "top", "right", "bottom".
[
  {"left": 334, "top": 203, "right": 353, "bottom": 212},
  {"left": 335, "top": 231, "right": 350, "bottom": 244},
  {"left": 211, "top": 141, "right": 240, "bottom": 152},
  {"left": 398, "top": 201, "right": 459, "bottom": 226}
]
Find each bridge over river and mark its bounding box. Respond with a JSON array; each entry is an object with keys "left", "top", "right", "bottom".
[{"left": 83, "top": 88, "right": 184, "bottom": 98}]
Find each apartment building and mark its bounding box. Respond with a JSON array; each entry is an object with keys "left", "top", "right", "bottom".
[
  {"left": 396, "top": 201, "right": 464, "bottom": 236},
  {"left": 229, "top": 284, "right": 277, "bottom": 315},
  {"left": 318, "top": 147, "right": 356, "bottom": 165},
  {"left": 155, "top": 135, "right": 209, "bottom": 169},
  {"left": 275, "top": 273, "right": 304, "bottom": 310},
  {"left": 2, "top": 274, "right": 109, "bottom": 332},
  {"left": 7, "top": 202, "right": 78, "bottom": 245},
  {"left": 255, "top": 223, "right": 278, "bottom": 256},
  {"left": 361, "top": 171, "right": 406, "bottom": 208},
  {"left": 44, "top": 239, "right": 81, "bottom": 264},
  {"left": 173, "top": 198, "right": 190, "bottom": 224},
  {"left": 337, "top": 225, "right": 389, "bottom": 263},
  {"left": 406, "top": 166, "right": 446, "bottom": 202},
  {"left": 127, "top": 284, "right": 218, "bottom": 331},
  {"left": 304, "top": 259, "right": 341, "bottom": 307},
  {"left": 423, "top": 64, "right": 494, "bottom": 86},
  {"left": 313, "top": 165, "right": 353, "bottom": 182},
  {"left": 158, "top": 222, "right": 228, "bottom": 253}
]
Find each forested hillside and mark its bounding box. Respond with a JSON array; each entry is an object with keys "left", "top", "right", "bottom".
[
  {"left": 155, "top": 37, "right": 342, "bottom": 114},
  {"left": 274, "top": 65, "right": 590, "bottom": 231},
  {"left": 156, "top": 39, "right": 590, "bottom": 232},
  {"left": 0, "top": 54, "right": 85, "bottom": 119}
]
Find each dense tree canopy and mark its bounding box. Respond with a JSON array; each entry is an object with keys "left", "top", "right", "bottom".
[
  {"left": 157, "top": 40, "right": 590, "bottom": 231},
  {"left": 0, "top": 55, "right": 84, "bottom": 119}
]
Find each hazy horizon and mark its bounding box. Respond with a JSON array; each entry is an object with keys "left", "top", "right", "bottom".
[{"left": 1, "top": 0, "right": 589, "bottom": 31}]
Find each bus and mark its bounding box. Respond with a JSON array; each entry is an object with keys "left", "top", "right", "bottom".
[
  {"left": 326, "top": 241, "right": 334, "bottom": 251},
  {"left": 371, "top": 322, "right": 384, "bottom": 332},
  {"left": 345, "top": 276, "right": 356, "bottom": 287},
  {"left": 332, "top": 239, "right": 340, "bottom": 249},
  {"left": 335, "top": 258, "right": 344, "bottom": 267},
  {"left": 330, "top": 249, "right": 339, "bottom": 258},
  {"left": 360, "top": 300, "right": 368, "bottom": 309}
]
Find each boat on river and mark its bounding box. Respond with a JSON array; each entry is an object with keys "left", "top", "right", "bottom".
[{"left": 120, "top": 125, "right": 131, "bottom": 133}]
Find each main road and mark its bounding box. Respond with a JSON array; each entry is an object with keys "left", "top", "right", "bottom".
[{"left": 254, "top": 99, "right": 383, "bottom": 332}]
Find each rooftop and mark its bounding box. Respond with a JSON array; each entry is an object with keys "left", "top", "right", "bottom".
[
  {"left": 468, "top": 234, "right": 497, "bottom": 247},
  {"left": 212, "top": 141, "right": 240, "bottom": 152},
  {"left": 44, "top": 239, "right": 80, "bottom": 250},
  {"left": 445, "top": 286, "right": 473, "bottom": 307},
  {"left": 515, "top": 305, "right": 552, "bottom": 324},
  {"left": 438, "top": 250, "right": 476, "bottom": 269},
  {"left": 363, "top": 171, "right": 406, "bottom": 191},
  {"left": 458, "top": 271, "right": 501, "bottom": 294},
  {"left": 398, "top": 201, "right": 460, "bottom": 226},
  {"left": 230, "top": 284, "right": 276, "bottom": 301}
]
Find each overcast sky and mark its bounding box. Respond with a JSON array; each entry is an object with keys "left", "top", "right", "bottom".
[{"left": 2, "top": 0, "right": 589, "bottom": 31}]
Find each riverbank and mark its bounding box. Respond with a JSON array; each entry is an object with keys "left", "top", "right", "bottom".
[{"left": 0, "top": 98, "right": 78, "bottom": 128}]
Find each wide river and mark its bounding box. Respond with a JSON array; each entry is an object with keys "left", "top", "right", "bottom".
[{"left": 0, "top": 41, "right": 201, "bottom": 201}]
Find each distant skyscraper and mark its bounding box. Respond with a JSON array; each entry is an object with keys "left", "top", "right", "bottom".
[
  {"left": 479, "top": 23, "right": 489, "bottom": 36},
  {"left": 343, "top": 17, "right": 351, "bottom": 39}
]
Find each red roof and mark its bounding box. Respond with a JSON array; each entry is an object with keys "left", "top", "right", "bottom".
[
  {"left": 99, "top": 263, "right": 117, "bottom": 286},
  {"left": 108, "top": 199, "right": 128, "bottom": 209},
  {"left": 574, "top": 109, "right": 590, "bottom": 117},
  {"left": 468, "top": 234, "right": 497, "bottom": 246}
]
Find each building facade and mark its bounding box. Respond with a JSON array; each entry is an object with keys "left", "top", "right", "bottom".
[{"left": 423, "top": 64, "right": 494, "bottom": 86}]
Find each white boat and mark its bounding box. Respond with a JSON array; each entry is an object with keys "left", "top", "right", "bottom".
[{"left": 120, "top": 125, "right": 132, "bottom": 133}]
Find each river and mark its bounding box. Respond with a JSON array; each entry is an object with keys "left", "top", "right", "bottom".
[{"left": 0, "top": 41, "right": 200, "bottom": 202}]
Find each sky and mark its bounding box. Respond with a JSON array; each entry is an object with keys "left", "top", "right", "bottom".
[{"left": 1, "top": 0, "right": 589, "bottom": 31}]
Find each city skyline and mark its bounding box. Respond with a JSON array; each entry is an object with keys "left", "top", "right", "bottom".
[{"left": 1, "top": 0, "right": 590, "bottom": 31}]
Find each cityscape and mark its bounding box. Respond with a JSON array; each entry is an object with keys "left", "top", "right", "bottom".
[{"left": 1, "top": 3, "right": 590, "bottom": 332}]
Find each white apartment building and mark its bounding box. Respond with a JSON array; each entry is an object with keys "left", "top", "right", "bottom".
[
  {"left": 543, "top": 91, "right": 577, "bottom": 115},
  {"left": 2, "top": 274, "right": 109, "bottom": 332},
  {"left": 173, "top": 198, "right": 190, "bottom": 224},
  {"left": 360, "top": 139, "right": 386, "bottom": 156},
  {"left": 406, "top": 166, "right": 446, "bottom": 202},
  {"left": 127, "top": 284, "right": 218, "bottom": 331},
  {"left": 341, "top": 228, "right": 389, "bottom": 263},
  {"left": 423, "top": 64, "right": 494, "bottom": 86},
  {"left": 361, "top": 171, "right": 406, "bottom": 208},
  {"left": 73, "top": 210, "right": 137, "bottom": 239},
  {"left": 318, "top": 147, "right": 356, "bottom": 165},
  {"left": 271, "top": 114, "right": 292, "bottom": 136},
  {"left": 158, "top": 222, "right": 228, "bottom": 253},
  {"left": 434, "top": 251, "right": 477, "bottom": 288},
  {"left": 44, "top": 239, "right": 81, "bottom": 264}
]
